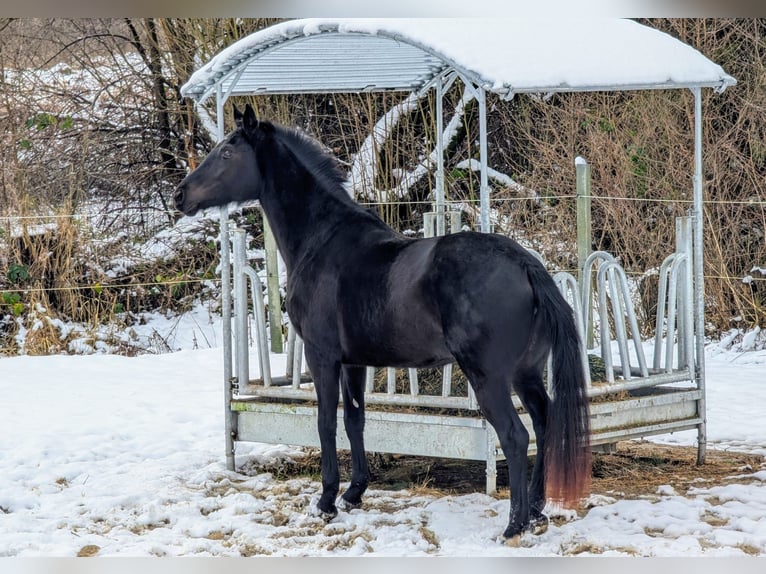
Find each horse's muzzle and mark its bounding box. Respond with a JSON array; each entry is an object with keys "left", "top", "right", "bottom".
[
  {"left": 173, "top": 184, "right": 185, "bottom": 209},
  {"left": 173, "top": 184, "right": 195, "bottom": 215}
]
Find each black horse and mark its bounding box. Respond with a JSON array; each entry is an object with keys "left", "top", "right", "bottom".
[{"left": 175, "top": 104, "right": 590, "bottom": 542}]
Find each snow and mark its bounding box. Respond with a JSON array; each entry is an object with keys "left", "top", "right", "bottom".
[
  {"left": 0, "top": 15, "right": 756, "bottom": 561},
  {"left": 182, "top": 18, "right": 736, "bottom": 102},
  {"left": 1, "top": 320, "right": 765, "bottom": 557}
]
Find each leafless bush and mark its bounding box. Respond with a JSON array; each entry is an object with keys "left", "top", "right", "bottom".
[{"left": 1, "top": 18, "right": 764, "bottom": 345}]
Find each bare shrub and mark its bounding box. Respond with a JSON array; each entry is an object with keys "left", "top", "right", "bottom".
[{"left": 1, "top": 18, "right": 764, "bottom": 346}]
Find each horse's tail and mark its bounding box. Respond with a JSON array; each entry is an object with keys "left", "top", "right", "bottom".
[{"left": 526, "top": 262, "right": 591, "bottom": 506}]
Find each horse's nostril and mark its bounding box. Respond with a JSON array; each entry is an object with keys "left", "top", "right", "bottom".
[{"left": 174, "top": 186, "right": 185, "bottom": 206}]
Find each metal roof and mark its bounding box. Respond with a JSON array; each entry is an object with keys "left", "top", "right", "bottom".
[{"left": 180, "top": 18, "right": 736, "bottom": 103}]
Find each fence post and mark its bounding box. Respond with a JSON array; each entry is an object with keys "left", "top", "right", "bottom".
[
  {"left": 576, "top": 157, "right": 593, "bottom": 347},
  {"left": 263, "top": 213, "right": 283, "bottom": 353}
]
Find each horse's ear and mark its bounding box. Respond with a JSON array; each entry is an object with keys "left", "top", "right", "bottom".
[
  {"left": 242, "top": 103, "right": 258, "bottom": 135},
  {"left": 233, "top": 104, "right": 244, "bottom": 128}
]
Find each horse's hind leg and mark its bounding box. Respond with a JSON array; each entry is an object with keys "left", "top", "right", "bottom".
[
  {"left": 513, "top": 367, "right": 550, "bottom": 530},
  {"left": 303, "top": 343, "right": 342, "bottom": 519},
  {"left": 339, "top": 365, "right": 369, "bottom": 509},
  {"left": 458, "top": 361, "right": 531, "bottom": 541}
]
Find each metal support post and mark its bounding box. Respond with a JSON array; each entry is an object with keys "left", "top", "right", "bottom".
[
  {"left": 215, "top": 86, "right": 236, "bottom": 472},
  {"left": 692, "top": 87, "right": 707, "bottom": 465},
  {"left": 478, "top": 87, "right": 490, "bottom": 233},
  {"left": 435, "top": 78, "right": 446, "bottom": 236}
]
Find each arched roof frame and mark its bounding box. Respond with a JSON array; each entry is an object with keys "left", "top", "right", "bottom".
[{"left": 181, "top": 18, "right": 735, "bottom": 102}]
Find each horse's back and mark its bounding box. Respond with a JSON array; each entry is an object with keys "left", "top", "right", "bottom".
[{"left": 430, "top": 231, "right": 540, "bottom": 305}]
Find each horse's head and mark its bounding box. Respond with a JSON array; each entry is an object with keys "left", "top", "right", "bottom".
[{"left": 174, "top": 104, "right": 263, "bottom": 216}]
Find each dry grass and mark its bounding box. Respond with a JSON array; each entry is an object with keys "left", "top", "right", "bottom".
[
  {"left": 589, "top": 441, "right": 763, "bottom": 498},
  {"left": 244, "top": 441, "right": 764, "bottom": 503},
  {"left": 76, "top": 544, "right": 100, "bottom": 557}
]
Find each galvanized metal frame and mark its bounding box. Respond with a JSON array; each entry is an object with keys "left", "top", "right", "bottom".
[{"left": 230, "top": 218, "right": 702, "bottom": 493}]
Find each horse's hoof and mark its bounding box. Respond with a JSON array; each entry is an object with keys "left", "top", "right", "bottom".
[
  {"left": 338, "top": 496, "right": 363, "bottom": 512},
  {"left": 500, "top": 534, "right": 522, "bottom": 548},
  {"left": 308, "top": 499, "right": 338, "bottom": 522},
  {"left": 316, "top": 508, "right": 338, "bottom": 522},
  {"left": 530, "top": 514, "right": 550, "bottom": 535}
]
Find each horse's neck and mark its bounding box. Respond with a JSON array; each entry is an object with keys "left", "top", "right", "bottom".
[
  {"left": 256, "top": 133, "right": 391, "bottom": 272},
  {"left": 258, "top": 177, "right": 360, "bottom": 272}
]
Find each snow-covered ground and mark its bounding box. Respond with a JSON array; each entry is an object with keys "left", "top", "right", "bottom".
[{"left": 1, "top": 308, "right": 765, "bottom": 557}]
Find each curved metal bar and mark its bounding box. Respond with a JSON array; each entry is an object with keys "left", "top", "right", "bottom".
[
  {"left": 594, "top": 261, "right": 649, "bottom": 381},
  {"left": 553, "top": 271, "right": 591, "bottom": 388},
  {"left": 581, "top": 250, "right": 617, "bottom": 351},
  {"left": 242, "top": 266, "right": 272, "bottom": 388},
  {"left": 654, "top": 253, "right": 677, "bottom": 369}
]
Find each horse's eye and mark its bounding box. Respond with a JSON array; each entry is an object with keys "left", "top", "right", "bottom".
[{"left": 221, "top": 148, "right": 233, "bottom": 159}]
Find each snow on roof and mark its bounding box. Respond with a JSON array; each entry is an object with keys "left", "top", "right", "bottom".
[{"left": 181, "top": 18, "right": 736, "bottom": 103}]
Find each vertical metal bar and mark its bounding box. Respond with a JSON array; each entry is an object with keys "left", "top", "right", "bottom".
[
  {"left": 468, "top": 384, "right": 478, "bottom": 410},
  {"left": 654, "top": 256, "right": 672, "bottom": 370},
  {"left": 607, "top": 265, "right": 631, "bottom": 380},
  {"left": 245, "top": 268, "right": 271, "bottom": 387},
  {"left": 408, "top": 369, "right": 419, "bottom": 397},
  {"left": 665, "top": 261, "right": 680, "bottom": 373},
  {"left": 365, "top": 367, "right": 375, "bottom": 393},
  {"left": 485, "top": 424, "right": 498, "bottom": 495},
  {"left": 692, "top": 87, "right": 707, "bottom": 464},
  {"left": 618, "top": 268, "right": 649, "bottom": 377},
  {"left": 263, "top": 216, "right": 283, "bottom": 353},
  {"left": 478, "top": 87, "right": 490, "bottom": 233},
  {"left": 286, "top": 322, "right": 296, "bottom": 379},
  {"left": 597, "top": 263, "right": 614, "bottom": 384},
  {"left": 233, "top": 230, "right": 250, "bottom": 389},
  {"left": 581, "top": 251, "right": 617, "bottom": 354},
  {"left": 554, "top": 272, "right": 591, "bottom": 388},
  {"left": 216, "top": 86, "right": 235, "bottom": 472},
  {"left": 435, "top": 79, "right": 446, "bottom": 237},
  {"left": 676, "top": 217, "right": 689, "bottom": 369},
  {"left": 441, "top": 363, "right": 453, "bottom": 397},
  {"left": 387, "top": 368, "right": 396, "bottom": 395},
  {"left": 292, "top": 336, "right": 303, "bottom": 389},
  {"left": 581, "top": 260, "right": 594, "bottom": 355},
  {"left": 681, "top": 218, "right": 695, "bottom": 372},
  {"left": 675, "top": 217, "right": 693, "bottom": 370}
]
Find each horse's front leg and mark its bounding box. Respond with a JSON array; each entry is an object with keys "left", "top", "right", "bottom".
[
  {"left": 304, "top": 344, "right": 341, "bottom": 519},
  {"left": 339, "top": 365, "right": 369, "bottom": 510}
]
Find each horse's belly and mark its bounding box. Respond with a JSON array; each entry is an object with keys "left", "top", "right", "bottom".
[{"left": 340, "top": 321, "right": 453, "bottom": 369}]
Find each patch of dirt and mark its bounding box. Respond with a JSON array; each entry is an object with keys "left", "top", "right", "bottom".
[
  {"left": 76, "top": 544, "right": 100, "bottom": 557},
  {"left": 246, "top": 441, "right": 764, "bottom": 501}
]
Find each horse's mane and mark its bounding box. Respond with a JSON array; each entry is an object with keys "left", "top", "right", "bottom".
[{"left": 270, "top": 123, "right": 352, "bottom": 201}]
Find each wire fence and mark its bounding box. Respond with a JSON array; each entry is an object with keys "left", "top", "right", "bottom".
[{"left": 1, "top": 193, "right": 764, "bottom": 300}]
